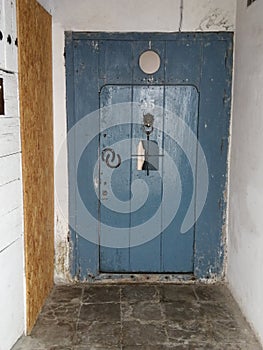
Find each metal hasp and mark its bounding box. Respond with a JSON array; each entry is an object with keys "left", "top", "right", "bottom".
[{"left": 143, "top": 113, "right": 155, "bottom": 175}]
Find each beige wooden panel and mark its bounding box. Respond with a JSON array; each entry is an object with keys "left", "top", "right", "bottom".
[{"left": 16, "top": 0, "right": 54, "bottom": 333}]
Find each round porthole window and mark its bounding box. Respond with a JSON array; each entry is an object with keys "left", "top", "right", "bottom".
[{"left": 139, "top": 50, "right": 161, "bottom": 75}]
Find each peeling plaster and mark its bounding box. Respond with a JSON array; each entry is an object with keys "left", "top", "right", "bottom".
[
  {"left": 54, "top": 214, "right": 72, "bottom": 283},
  {"left": 55, "top": 239, "right": 71, "bottom": 283},
  {"left": 197, "top": 8, "right": 234, "bottom": 31}
]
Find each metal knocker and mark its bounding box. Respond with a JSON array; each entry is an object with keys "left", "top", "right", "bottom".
[
  {"left": 143, "top": 113, "right": 154, "bottom": 136},
  {"left": 102, "top": 148, "right": 121, "bottom": 169}
]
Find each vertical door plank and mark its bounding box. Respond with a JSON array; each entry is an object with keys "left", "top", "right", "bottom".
[
  {"left": 72, "top": 39, "right": 100, "bottom": 278},
  {"left": 162, "top": 86, "right": 198, "bottom": 272},
  {"left": 129, "top": 85, "right": 164, "bottom": 272},
  {"left": 99, "top": 85, "right": 132, "bottom": 272}
]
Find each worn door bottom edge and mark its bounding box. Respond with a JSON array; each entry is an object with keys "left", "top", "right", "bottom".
[
  {"left": 58, "top": 273, "right": 224, "bottom": 285},
  {"left": 81, "top": 273, "right": 197, "bottom": 284}
]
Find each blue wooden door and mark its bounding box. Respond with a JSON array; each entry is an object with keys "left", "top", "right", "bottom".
[
  {"left": 99, "top": 85, "right": 198, "bottom": 272},
  {"left": 65, "top": 33, "right": 233, "bottom": 280}
]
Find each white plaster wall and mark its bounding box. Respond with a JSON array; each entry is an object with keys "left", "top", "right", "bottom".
[
  {"left": 0, "top": 1, "right": 25, "bottom": 349},
  {"left": 227, "top": 0, "right": 263, "bottom": 345},
  {"left": 49, "top": 0, "right": 236, "bottom": 282}
]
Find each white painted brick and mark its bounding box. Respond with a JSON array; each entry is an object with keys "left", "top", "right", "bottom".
[
  {"left": 11, "top": 0, "right": 18, "bottom": 71},
  {"left": 0, "top": 179, "right": 22, "bottom": 218},
  {"left": 0, "top": 1, "right": 24, "bottom": 347},
  {"left": 0, "top": 0, "right": 5, "bottom": 70},
  {"left": 4, "top": 0, "right": 18, "bottom": 72},
  {"left": 0, "top": 0, "right": 18, "bottom": 72},
  {"left": 0, "top": 238, "right": 24, "bottom": 350},
  {"left": 0, "top": 117, "right": 21, "bottom": 157},
  {"left": 0, "top": 153, "right": 21, "bottom": 186},
  {"left": 0, "top": 205, "right": 23, "bottom": 252},
  {"left": 2, "top": 72, "right": 19, "bottom": 117}
]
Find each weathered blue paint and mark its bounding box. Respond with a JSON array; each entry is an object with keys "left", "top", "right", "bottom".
[
  {"left": 99, "top": 85, "right": 198, "bottom": 273},
  {"left": 66, "top": 35, "right": 100, "bottom": 279},
  {"left": 65, "top": 32, "right": 233, "bottom": 280},
  {"left": 195, "top": 39, "right": 233, "bottom": 278}
]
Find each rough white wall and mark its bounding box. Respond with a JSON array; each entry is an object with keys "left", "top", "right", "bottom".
[
  {"left": 0, "top": 0, "right": 25, "bottom": 349},
  {"left": 50, "top": 0, "right": 236, "bottom": 282},
  {"left": 45, "top": 0, "right": 236, "bottom": 32},
  {"left": 227, "top": 0, "right": 263, "bottom": 346}
]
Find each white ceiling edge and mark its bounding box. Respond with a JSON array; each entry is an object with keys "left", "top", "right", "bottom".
[{"left": 35, "top": 0, "right": 236, "bottom": 32}]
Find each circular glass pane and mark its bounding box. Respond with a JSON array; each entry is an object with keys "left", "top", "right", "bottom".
[{"left": 139, "top": 50, "right": 161, "bottom": 75}]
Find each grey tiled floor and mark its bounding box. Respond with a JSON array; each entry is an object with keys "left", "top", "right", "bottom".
[{"left": 13, "top": 283, "right": 262, "bottom": 349}]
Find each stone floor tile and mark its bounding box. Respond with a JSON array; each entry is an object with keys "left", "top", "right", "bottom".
[
  {"left": 121, "top": 301, "right": 164, "bottom": 321},
  {"left": 79, "top": 302, "right": 120, "bottom": 322},
  {"left": 165, "top": 342, "right": 219, "bottom": 349},
  {"left": 12, "top": 283, "right": 262, "bottom": 350},
  {"left": 39, "top": 302, "right": 80, "bottom": 322},
  {"left": 51, "top": 346, "right": 74, "bottom": 349},
  {"left": 10, "top": 336, "right": 48, "bottom": 350},
  {"left": 198, "top": 301, "right": 235, "bottom": 321},
  {"left": 122, "top": 346, "right": 173, "bottom": 350},
  {"left": 208, "top": 318, "right": 259, "bottom": 345},
  {"left": 121, "top": 284, "right": 159, "bottom": 302},
  {"left": 30, "top": 320, "right": 76, "bottom": 347},
  {"left": 159, "top": 284, "right": 196, "bottom": 302},
  {"left": 215, "top": 344, "right": 262, "bottom": 350},
  {"left": 166, "top": 320, "right": 215, "bottom": 344},
  {"left": 73, "top": 347, "right": 119, "bottom": 350},
  {"left": 193, "top": 284, "right": 228, "bottom": 302},
  {"left": 162, "top": 300, "right": 203, "bottom": 322},
  {"left": 49, "top": 285, "right": 83, "bottom": 304},
  {"left": 122, "top": 320, "right": 167, "bottom": 346},
  {"left": 74, "top": 321, "right": 121, "bottom": 347},
  {"left": 83, "top": 285, "right": 120, "bottom": 304}
]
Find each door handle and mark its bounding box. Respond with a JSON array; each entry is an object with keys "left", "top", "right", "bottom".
[{"left": 102, "top": 148, "right": 121, "bottom": 169}]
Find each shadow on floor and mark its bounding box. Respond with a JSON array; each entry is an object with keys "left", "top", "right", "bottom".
[{"left": 12, "top": 283, "right": 262, "bottom": 349}]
